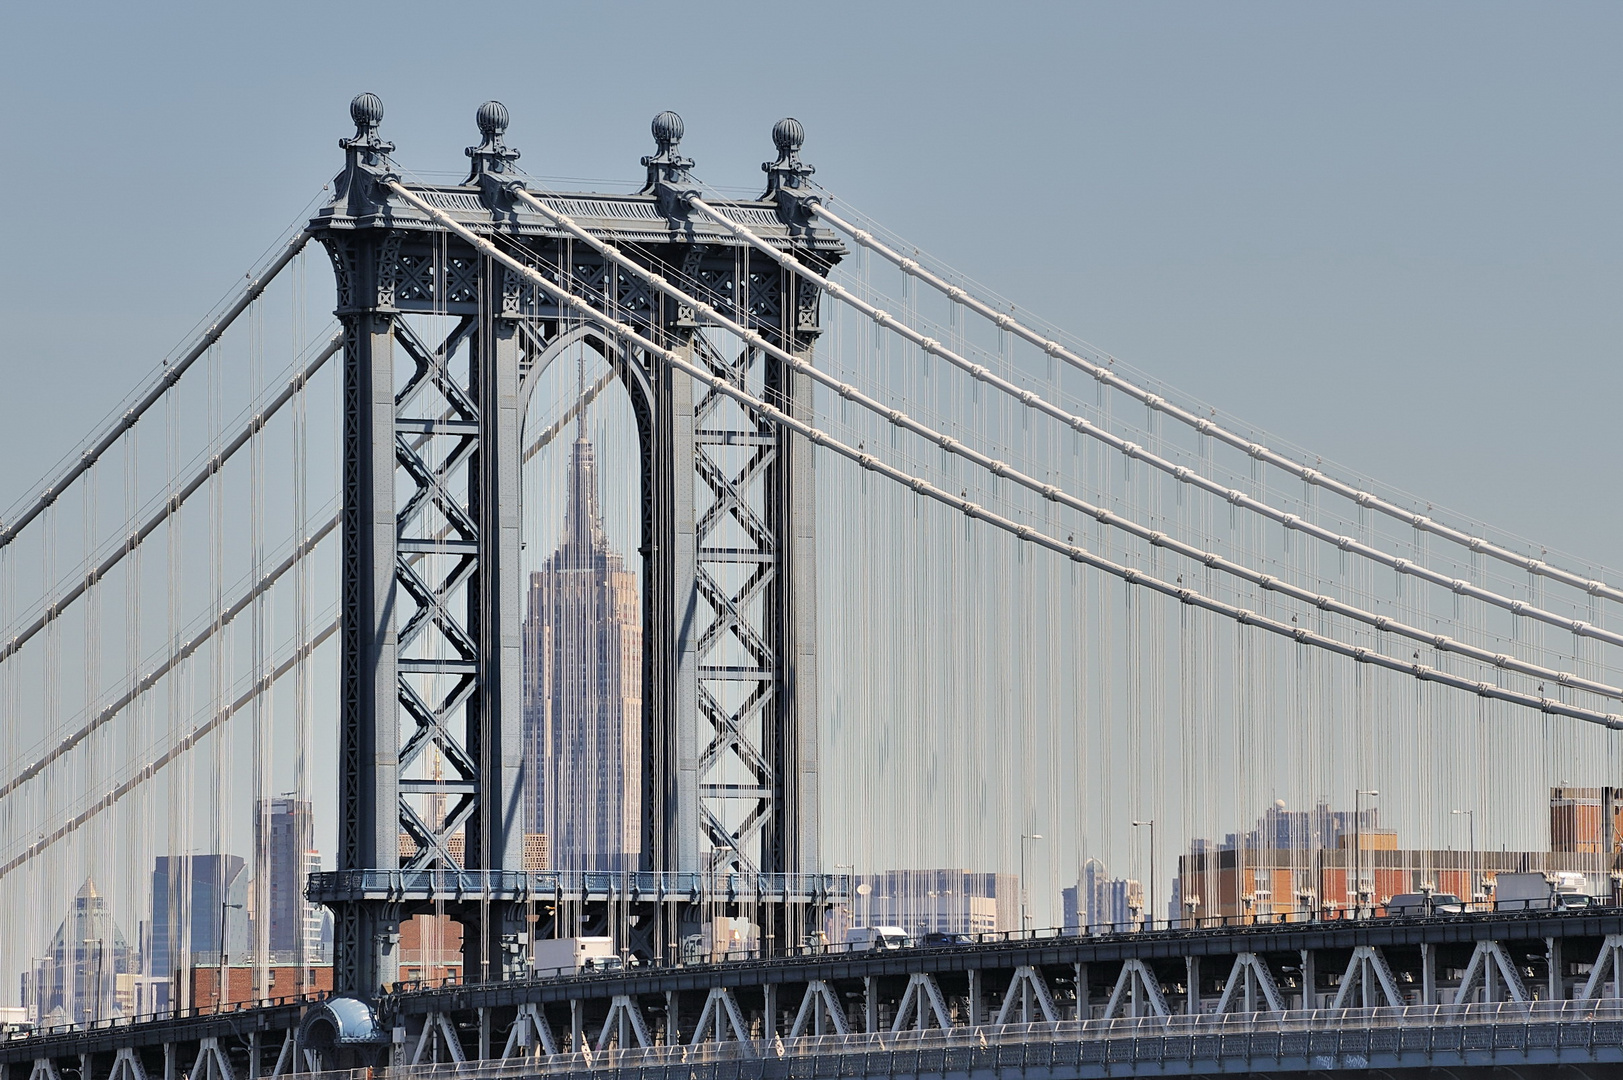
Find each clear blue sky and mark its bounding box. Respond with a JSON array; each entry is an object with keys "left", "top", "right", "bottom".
[{"left": 2, "top": 1, "right": 1619, "bottom": 569}]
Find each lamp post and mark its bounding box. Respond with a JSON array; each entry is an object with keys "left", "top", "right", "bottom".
[
  {"left": 1354, "top": 790, "right": 1379, "bottom": 918},
  {"left": 218, "top": 900, "right": 244, "bottom": 1007},
  {"left": 1133, "top": 820, "right": 1156, "bottom": 930},
  {"left": 1452, "top": 809, "right": 1476, "bottom": 906},
  {"left": 833, "top": 863, "right": 854, "bottom": 948},
  {"left": 1020, "top": 835, "right": 1044, "bottom": 933}
]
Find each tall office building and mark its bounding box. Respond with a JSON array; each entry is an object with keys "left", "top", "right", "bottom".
[
  {"left": 22, "top": 879, "right": 137, "bottom": 1027},
  {"left": 260, "top": 797, "right": 326, "bottom": 966},
  {"left": 523, "top": 434, "right": 643, "bottom": 872},
  {"left": 1063, "top": 859, "right": 1142, "bottom": 933},
  {"left": 146, "top": 854, "right": 249, "bottom": 1012}
]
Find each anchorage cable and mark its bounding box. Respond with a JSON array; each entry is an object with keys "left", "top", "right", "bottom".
[
  {"left": 511, "top": 186, "right": 1622, "bottom": 705},
  {"left": 0, "top": 334, "right": 341, "bottom": 667},
  {"left": 689, "top": 196, "right": 1623, "bottom": 654},
  {"left": 387, "top": 180, "right": 1623, "bottom": 731},
  {"left": 0, "top": 229, "right": 312, "bottom": 548},
  {"left": 811, "top": 201, "right": 1623, "bottom": 609}
]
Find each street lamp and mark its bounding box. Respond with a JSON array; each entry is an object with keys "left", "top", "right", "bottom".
[
  {"left": 833, "top": 863, "right": 854, "bottom": 949},
  {"left": 1133, "top": 821, "right": 1156, "bottom": 930},
  {"left": 1354, "top": 791, "right": 1379, "bottom": 918},
  {"left": 218, "top": 901, "right": 244, "bottom": 1007},
  {"left": 1020, "top": 835, "right": 1044, "bottom": 933},
  {"left": 1452, "top": 809, "right": 1476, "bottom": 905}
]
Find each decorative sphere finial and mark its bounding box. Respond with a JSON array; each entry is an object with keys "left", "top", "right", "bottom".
[
  {"left": 772, "top": 118, "right": 805, "bottom": 154},
  {"left": 350, "top": 93, "right": 384, "bottom": 131},
  {"left": 476, "top": 101, "right": 509, "bottom": 138},
  {"left": 651, "top": 110, "right": 685, "bottom": 147}
]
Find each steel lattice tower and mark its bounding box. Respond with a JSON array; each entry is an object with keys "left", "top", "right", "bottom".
[{"left": 309, "top": 96, "right": 842, "bottom": 993}]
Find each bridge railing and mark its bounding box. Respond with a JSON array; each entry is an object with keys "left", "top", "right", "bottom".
[
  {"left": 0, "top": 991, "right": 331, "bottom": 1046},
  {"left": 360, "top": 999, "right": 1623, "bottom": 1079}
]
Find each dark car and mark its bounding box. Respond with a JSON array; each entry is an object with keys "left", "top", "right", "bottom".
[
  {"left": 1383, "top": 892, "right": 1464, "bottom": 917},
  {"left": 919, "top": 932, "right": 975, "bottom": 948}
]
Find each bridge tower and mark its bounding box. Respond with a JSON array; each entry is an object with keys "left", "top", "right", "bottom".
[{"left": 308, "top": 96, "right": 843, "bottom": 993}]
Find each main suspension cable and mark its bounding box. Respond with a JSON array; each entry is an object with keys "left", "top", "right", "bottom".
[
  {"left": 0, "top": 334, "right": 341, "bottom": 667},
  {"left": 811, "top": 200, "right": 1622, "bottom": 608},
  {"left": 0, "top": 229, "right": 313, "bottom": 549},
  {"left": 509, "top": 185, "right": 1619, "bottom": 704},
  {"left": 0, "top": 619, "right": 339, "bottom": 883},
  {"left": 386, "top": 180, "right": 1623, "bottom": 731},
  {"left": 0, "top": 511, "right": 337, "bottom": 802},
  {"left": 687, "top": 196, "right": 1623, "bottom": 654}
]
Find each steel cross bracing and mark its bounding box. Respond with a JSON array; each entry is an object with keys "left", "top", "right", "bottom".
[{"left": 307, "top": 97, "right": 840, "bottom": 993}]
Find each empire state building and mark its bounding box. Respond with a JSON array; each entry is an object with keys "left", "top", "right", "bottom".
[{"left": 523, "top": 433, "right": 643, "bottom": 872}]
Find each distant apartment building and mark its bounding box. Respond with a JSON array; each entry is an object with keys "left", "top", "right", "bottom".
[
  {"left": 1551, "top": 786, "right": 1623, "bottom": 855},
  {"left": 398, "top": 915, "right": 464, "bottom": 987},
  {"left": 842, "top": 869, "right": 1018, "bottom": 936},
  {"left": 1177, "top": 791, "right": 1623, "bottom": 922},
  {"left": 523, "top": 434, "right": 643, "bottom": 872},
  {"left": 183, "top": 964, "right": 334, "bottom": 1009}
]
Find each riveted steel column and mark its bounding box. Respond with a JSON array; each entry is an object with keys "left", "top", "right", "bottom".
[
  {"left": 464, "top": 275, "right": 526, "bottom": 980},
  {"left": 328, "top": 230, "right": 403, "bottom": 994},
  {"left": 648, "top": 345, "right": 700, "bottom": 873},
  {"left": 777, "top": 335, "right": 820, "bottom": 874}
]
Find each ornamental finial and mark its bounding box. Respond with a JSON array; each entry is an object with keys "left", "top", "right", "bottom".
[
  {"left": 340, "top": 92, "right": 394, "bottom": 166},
  {"left": 641, "top": 110, "right": 695, "bottom": 197},
  {"left": 466, "top": 99, "right": 520, "bottom": 186},
  {"left": 762, "top": 116, "right": 815, "bottom": 198},
  {"left": 762, "top": 117, "right": 818, "bottom": 226},
  {"left": 333, "top": 92, "right": 396, "bottom": 215}
]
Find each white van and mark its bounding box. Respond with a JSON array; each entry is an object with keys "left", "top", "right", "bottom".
[{"left": 844, "top": 926, "right": 914, "bottom": 951}]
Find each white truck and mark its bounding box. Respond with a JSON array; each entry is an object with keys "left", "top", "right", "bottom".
[
  {"left": 1494, "top": 872, "right": 1593, "bottom": 911},
  {"left": 530, "top": 936, "right": 619, "bottom": 977},
  {"left": 844, "top": 926, "right": 914, "bottom": 951}
]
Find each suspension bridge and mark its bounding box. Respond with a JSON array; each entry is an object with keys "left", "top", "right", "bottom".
[{"left": 0, "top": 94, "right": 1620, "bottom": 1078}]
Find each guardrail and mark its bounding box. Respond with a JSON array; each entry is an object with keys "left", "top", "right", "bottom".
[{"left": 348, "top": 1000, "right": 1623, "bottom": 1079}]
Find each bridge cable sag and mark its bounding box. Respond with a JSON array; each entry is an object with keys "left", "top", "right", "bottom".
[
  {"left": 686, "top": 195, "right": 1623, "bottom": 654},
  {"left": 810, "top": 199, "right": 1623, "bottom": 609},
  {"left": 385, "top": 180, "right": 1623, "bottom": 731},
  {"left": 508, "top": 185, "right": 1621, "bottom": 705},
  {"left": 0, "top": 229, "right": 313, "bottom": 550}
]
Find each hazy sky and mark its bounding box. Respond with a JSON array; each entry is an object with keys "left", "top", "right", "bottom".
[{"left": 1, "top": 2, "right": 1619, "bottom": 571}]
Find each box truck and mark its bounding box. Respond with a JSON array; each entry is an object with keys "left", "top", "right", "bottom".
[{"left": 530, "top": 936, "right": 618, "bottom": 976}]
